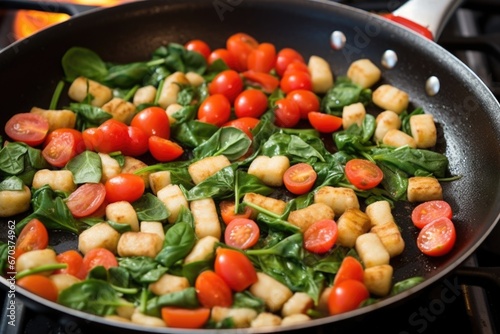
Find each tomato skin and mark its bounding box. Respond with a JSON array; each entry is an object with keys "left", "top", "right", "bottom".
[
  {"left": 104, "top": 173, "right": 145, "bottom": 203},
  {"left": 224, "top": 218, "right": 260, "bottom": 250},
  {"left": 241, "top": 70, "right": 280, "bottom": 94},
  {"left": 66, "top": 183, "right": 106, "bottom": 218},
  {"left": 17, "top": 275, "right": 59, "bottom": 302},
  {"left": 219, "top": 200, "right": 253, "bottom": 225},
  {"left": 286, "top": 89, "right": 320, "bottom": 119},
  {"left": 283, "top": 61, "right": 310, "bottom": 76},
  {"left": 15, "top": 219, "right": 48, "bottom": 260},
  {"left": 185, "top": 39, "right": 211, "bottom": 60},
  {"left": 54, "top": 250, "right": 84, "bottom": 278},
  {"left": 275, "top": 48, "right": 305, "bottom": 77},
  {"left": 208, "top": 70, "right": 244, "bottom": 103},
  {"left": 5, "top": 113, "right": 49, "bottom": 146},
  {"left": 198, "top": 94, "right": 231, "bottom": 127},
  {"left": 161, "top": 307, "right": 210, "bottom": 329},
  {"left": 345, "top": 159, "right": 384, "bottom": 190},
  {"left": 195, "top": 270, "right": 233, "bottom": 307},
  {"left": 95, "top": 119, "right": 129, "bottom": 153},
  {"left": 226, "top": 32, "right": 259, "bottom": 72},
  {"left": 308, "top": 112, "right": 343, "bottom": 133},
  {"left": 304, "top": 219, "right": 338, "bottom": 254},
  {"left": 222, "top": 117, "right": 260, "bottom": 140},
  {"left": 131, "top": 106, "right": 170, "bottom": 139},
  {"left": 82, "top": 127, "right": 102, "bottom": 151},
  {"left": 122, "top": 126, "right": 149, "bottom": 156},
  {"left": 44, "top": 128, "right": 85, "bottom": 153},
  {"left": 81, "top": 247, "right": 118, "bottom": 278},
  {"left": 274, "top": 98, "right": 300, "bottom": 128},
  {"left": 234, "top": 89, "right": 268, "bottom": 119},
  {"left": 417, "top": 217, "right": 456, "bottom": 257},
  {"left": 411, "top": 200, "right": 453, "bottom": 229},
  {"left": 208, "top": 48, "right": 238, "bottom": 70},
  {"left": 333, "top": 256, "right": 364, "bottom": 287},
  {"left": 280, "top": 70, "right": 312, "bottom": 94},
  {"left": 42, "top": 132, "right": 77, "bottom": 167},
  {"left": 148, "top": 136, "right": 184, "bottom": 162},
  {"left": 214, "top": 247, "right": 258, "bottom": 292},
  {"left": 247, "top": 42, "right": 276, "bottom": 73},
  {"left": 283, "top": 163, "right": 317, "bottom": 195},
  {"left": 328, "top": 279, "right": 369, "bottom": 315}
]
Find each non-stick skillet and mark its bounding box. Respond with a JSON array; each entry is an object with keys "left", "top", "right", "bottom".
[{"left": 1, "top": 0, "right": 500, "bottom": 333}]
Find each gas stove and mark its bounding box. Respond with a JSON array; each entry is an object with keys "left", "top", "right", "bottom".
[{"left": 0, "top": 1, "right": 499, "bottom": 334}]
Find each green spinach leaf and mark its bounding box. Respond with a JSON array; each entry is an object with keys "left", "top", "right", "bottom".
[
  {"left": 155, "top": 222, "right": 196, "bottom": 268},
  {"left": 132, "top": 193, "right": 169, "bottom": 222},
  {"left": 65, "top": 151, "right": 102, "bottom": 184}
]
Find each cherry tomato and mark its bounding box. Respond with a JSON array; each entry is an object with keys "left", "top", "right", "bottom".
[
  {"left": 226, "top": 32, "right": 259, "bottom": 72},
  {"left": 5, "top": 113, "right": 49, "bottom": 146},
  {"left": 224, "top": 218, "right": 260, "bottom": 250},
  {"left": 417, "top": 217, "right": 456, "bottom": 257},
  {"left": 44, "top": 128, "right": 85, "bottom": 153},
  {"left": 81, "top": 247, "right": 118, "bottom": 278},
  {"left": 66, "top": 183, "right": 106, "bottom": 218},
  {"left": 131, "top": 106, "right": 170, "bottom": 139},
  {"left": 286, "top": 89, "right": 320, "bottom": 119},
  {"left": 219, "top": 200, "right": 253, "bottom": 225},
  {"left": 411, "top": 200, "right": 453, "bottom": 229},
  {"left": 54, "top": 250, "right": 84, "bottom": 278},
  {"left": 274, "top": 98, "right": 300, "bottom": 128},
  {"left": 161, "top": 307, "right": 210, "bottom": 329},
  {"left": 197, "top": 94, "right": 231, "bottom": 127},
  {"left": 308, "top": 112, "right": 343, "bottom": 133},
  {"left": 304, "top": 219, "right": 338, "bottom": 254},
  {"left": 241, "top": 70, "right": 280, "bottom": 94},
  {"left": 82, "top": 127, "right": 102, "bottom": 151},
  {"left": 345, "top": 159, "right": 384, "bottom": 190},
  {"left": 184, "top": 39, "right": 211, "bottom": 60},
  {"left": 148, "top": 136, "right": 184, "bottom": 162},
  {"left": 280, "top": 70, "right": 312, "bottom": 94},
  {"left": 122, "top": 126, "right": 149, "bottom": 156},
  {"left": 283, "top": 61, "right": 310, "bottom": 76},
  {"left": 15, "top": 218, "right": 48, "bottom": 260},
  {"left": 195, "top": 270, "right": 233, "bottom": 307},
  {"left": 208, "top": 70, "right": 244, "bottom": 103},
  {"left": 234, "top": 89, "right": 268, "bottom": 119},
  {"left": 208, "top": 48, "right": 238, "bottom": 70},
  {"left": 275, "top": 48, "right": 305, "bottom": 77},
  {"left": 222, "top": 117, "right": 260, "bottom": 140},
  {"left": 328, "top": 279, "right": 369, "bottom": 315},
  {"left": 104, "top": 173, "right": 145, "bottom": 203},
  {"left": 42, "top": 131, "right": 78, "bottom": 167},
  {"left": 214, "top": 247, "right": 258, "bottom": 292},
  {"left": 333, "top": 256, "right": 364, "bottom": 287},
  {"left": 283, "top": 163, "right": 317, "bottom": 195},
  {"left": 247, "top": 42, "right": 276, "bottom": 73},
  {"left": 17, "top": 275, "right": 59, "bottom": 302},
  {"left": 96, "top": 119, "right": 129, "bottom": 153}
]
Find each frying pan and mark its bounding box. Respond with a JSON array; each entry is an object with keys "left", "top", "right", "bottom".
[{"left": 1, "top": 0, "right": 500, "bottom": 332}]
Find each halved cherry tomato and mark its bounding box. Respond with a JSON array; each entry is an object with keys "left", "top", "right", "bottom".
[
  {"left": 148, "top": 136, "right": 184, "bottom": 162},
  {"left": 66, "top": 183, "right": 106, "bottom": 218},
  {"left": 54, "top": 250, "right": 84, "bottom": 278},
  {"left": 161, "top": 307, "right": 210, "bottom": 329},
  {"left": 222, "top": 117, "right": 260, "bottom": 140},
  {"left": 286, "top": 89, "right": 319, "bottom": 119},
  {"left": 304, "top": 219, "right": 338, "bottom": 254},
  {"left": 81, "top": 247, "right": 118, "bottom": 278},
  {"left": 280, "top": 70, "right": 312, "bottom": 94},
  {"left": 214, "top": 247, "right": 258, "bottom": 292},
  {"left": 208, "top": 70, "right": 244, "bottom": 103},
  {"left": 195, "top": 270, "right": 233, "bottom": 307},
  {"left": 5, "top": 113, "right": 49, "bottom": 146},
  {"left": 283, "top": 163, "right": 317, "bottom": 195},
  {"left": 219, "top": 200, "right": 253, "bottom": 225},
  {"left": 224, "top": 218, "right": 260, "bottom": 250},
  {"left": 131, "top": 106, "right": 170, "bottom": 139},
  {"left": 15, "top": 218, "right": 48, "bottom": 260},
  {"left": 411, "top": 200, "right": 453, "bottom": 229},
  {"left": 241, "top": 70, "right": 280, "bottom": 94},
  {"left": 274, "top": 98, "right": 300, "bottom": 128},
  {"left": 234, "top": 89, "right": 268, "bottom": 119},
  {"left": 226, "top": 32, "right": 259, "bottom": 72},
  {"left": 308, "top": 112, "right": 343, "bottom": 133},
  {"left": 333, "top": 256, "right": 364, "bottom": 287},
  {"left": 275, "top": 48, "right": 305, "bottom": 77},
  {"left": 95, "top": 119, "right": 129, "bottom": 153},
  {"left": 104, "top": 173, "right": 145, "bottom": 203},
  {"left": 44, "top": 128, "right": 85, "bottom": 154},
  {"left": 208, "top": 48, "right": 238, "bottom": 70},
  {"left": 122, "top": 126, "right": 149, "bottom": 156},
  {"left": 328, "top": 279, "right": 369, "bottom": 315},
  {"left": 197, "top": 94, "right": 231, "bottom": 127},
  {"left": 42, "top": 132, "right": 77, "bottom": 167},
  {"left": 417, "top": 217, "right": 456, "bottom": 257},
  {"left": 17, "top": 275, "right": 59, "bottom": 302},
  {"left": 247, "top": 42, "right": 276, "bottom": 73},
  {"left": 184, "top": 39, "right": 211, "bottom": 60},
  {"left": 345, "top": 159, "right": 384, "bottom": 190}
]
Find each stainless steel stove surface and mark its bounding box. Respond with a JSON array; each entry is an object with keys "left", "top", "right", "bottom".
[{"left": 0, "top": 1, "right": 499, "bottom": 334}]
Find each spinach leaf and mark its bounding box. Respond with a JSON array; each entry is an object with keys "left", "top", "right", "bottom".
[
  {"left": 61, "top": 47, "right": 108, "bottom": 82},
  {"left": 132, "top": 193, "right": 169, "bottom": 222},
  {"left": 193, "top": 127, "right": 251, "bottom": 161},
  {"left": 183, "top": 166, "right": 235, "bottom": 201},
  {"left": 152, "top": 43, "right": 207, "bottom": 75},
  {"left": 146, "top": 287, "right": 199, "bottom": 317},
  {"left": 65, "top": 151, "right": 102, "bottom": 184},
  {"left": 334, "top": 114, "right": 376, "bottom": 153},
  {"left": 107, "top": 220, "right": 132, "bottom": 233},
  {"left": 254, "top": 213, "right": 301, "bottom": 234},
  {"left": 378, "top": 161, "right": 409, "bottom": 201},
  {"left": 172, "top": 120, "right": 219, "bottom": 148},
  {"left": 400, "top": 107, "right": 425, "bottom": 135},
  {"left": 234, "top": 170, "right": 274, "bottom": 201},
  {"left": 118, "top": 256, "right": 167, "bottom": 284},
  {"left": 247, "top": 233, "right": 304, "bottom": 259},
  {"left": 69, "top": 103, "right": 113, "bottom": 131},
  {"left": 321, "top": 77, "right": 372, "bottom": 114},
  {"left": 233, "top": 291, "right": 265, "bottom": 313},
  {"left": 390, "top": 276, "right": 425, "bottom": 295},
  {"left": 0, "top": 142, "right": 27, "bottom": 175},
  {"left": 155, "top": 222, "right": 196, "bottom": 268},
  {"left": 103, "top": 62, "right": 150, "bottom": 88},
  {"left": 260, "top": 133, "right": 327, "bottom": 163},
  {"left": 181, "top": 259, "right": 213, "bottom": 286},
  {"left": 0, "top": 176, "right": 24, "bottom": 191}
]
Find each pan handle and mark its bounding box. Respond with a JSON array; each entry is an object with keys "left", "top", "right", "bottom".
[
  {"left": 0, "top": 0, "right": 95, "bottom": 16},
  {"left": 454, "top": 266, "right": 500, "bottom": 290}
]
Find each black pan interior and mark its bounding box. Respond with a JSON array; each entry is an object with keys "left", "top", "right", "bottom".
[{"left": 1, "top": 0, "right": 500, "bottom": 332}]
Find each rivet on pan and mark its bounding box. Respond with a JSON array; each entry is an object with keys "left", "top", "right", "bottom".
[
  {"left": 330, "top": 31, "right": 346, "bottom": 50},
  {"left": 425, "top": 76, "right": 440, "bottom": 96},
  {"left": 381, "top": 50, "right": 398, "bottom": 69}
]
